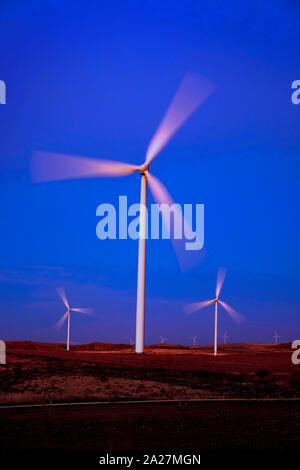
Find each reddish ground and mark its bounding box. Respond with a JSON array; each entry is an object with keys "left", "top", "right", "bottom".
[
  {"left": 0, "top": 341, "right": 299, "bottom": 456},
  {"left": 1, "top": 341, "right": 298, "bottom": 402},
  {"left": 1, "top": 401, "right": 300, "bottom": 451}
]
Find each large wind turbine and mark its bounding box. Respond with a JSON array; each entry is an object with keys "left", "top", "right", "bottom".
[
  {"left": 31, "top": 72, "right": 215, "bottom": 354},
  {"left": 185, "top": 268, "right": 244, "bottom": 356},
  {"left": 56, "top": 287, "right": 93, "bottom": 351}
]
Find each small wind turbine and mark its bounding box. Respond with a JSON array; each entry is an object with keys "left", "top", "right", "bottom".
[
  {"left": 273, "top": 331, "right": 280, "bottom": 345},
  {"left": 223, "top": 330, "right": 229, "bottom": 344},
  {"left": 56, "top": 288, "right": 93, "bottom": 351},
  {"left": 160, "top": 336, "right": 167, "bottom": 344},
  {"left": 31, "top": 72, "right": 215, "bottom": 354},
  {"left": 190, "top": 335, "right": 198, "bottom": 346},
  {"left": 185, "top": 268, "right": 244, "bottom": 356}
]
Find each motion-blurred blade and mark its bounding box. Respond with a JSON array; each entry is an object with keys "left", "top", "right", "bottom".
[
  {"left": 146, "top": 171, "right": 205, "bottom": 271},
  {"left": 145, "top": 72, "right": 215, "bottom": 165},
  {"left": 218, "top": 300, "right": 244, "bottom": 324},
  {"left": 55, "top": 311, "right": 69, "bottom": 329},
  {"left": 72, "top": 307, "right": 94, "bottom": 315},
  {"left": 147, "top": 171, "right": 184, "bottom": 238},
  {"left": 216, "top": 267, "right": 226, "bottom": 299},
  {"left": 31, "top": 152, "right": 139, "bottom": 183},
  {"left": 57, "top": 287, "right": 70, "bottom": 309},
  {"left": 184, "top": 299, "right": 214, "bottom": 315}
]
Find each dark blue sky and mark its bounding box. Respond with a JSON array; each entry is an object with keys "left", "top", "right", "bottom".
[{"left": 0, "top": 0, "right": 299, "bottom": 345}]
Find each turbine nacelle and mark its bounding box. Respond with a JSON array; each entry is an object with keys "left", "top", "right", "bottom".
[
  {"left": 56, "top": 287, "right": 93, "bottom": 333},
  {"left": 138, "top": 163, "right": 149, "bottom": 174}
]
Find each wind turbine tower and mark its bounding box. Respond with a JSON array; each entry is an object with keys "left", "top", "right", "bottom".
[
  {"left": 273, "top": 331, "right": 280, "bottom": 345},
  {"left": 190, "top": 335, "right": 198, "bottom": 346},
  {"left": 223, "top": 330, "right": 229, "bottom": 344}
]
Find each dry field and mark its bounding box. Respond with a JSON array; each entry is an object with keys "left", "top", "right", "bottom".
[{"left": 0, "top": 341, "right": 298, "bottom": 404}]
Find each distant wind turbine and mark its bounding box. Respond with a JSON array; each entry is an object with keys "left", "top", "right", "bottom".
[
  {"left": 190, "top": 335, "right": 198, "bottom": 346},
  {"left": 31, "top": 72, "right": 215, "bottom": 354},
  {"left": 56, "top": 288, "right": 93, "bottom": 351},
  {"left": 160, "top": 336, "right": 168, "bottom": 344},
  {"left": 222, "top": 330, "right": 229, "bottom": 344},
  {"left": 185, "top": 268, "right": 244, "bottom": 356},
  {"left": 273, "top": 331, "right": 280, "bottom": 345}
]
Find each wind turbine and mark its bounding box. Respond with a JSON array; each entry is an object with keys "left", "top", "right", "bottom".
[
  {"left": 185, "top": 268, "right": 244, "bottom": 356},
  {"left": 56, "top": 287, "right": 93, "bottom": 351},
  {"left": 190, "top": 335, "right": 198, "bottom": 346},
  {"left": 222, "top": 330, "right": 229, "bottom": 344},
  {"left": 31, "top": 72, "right": 215, "bottom": 354},
  {"left": 273, "top": 331, "right": 280, "bottom": 345}
]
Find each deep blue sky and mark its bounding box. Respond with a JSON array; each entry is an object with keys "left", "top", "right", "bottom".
[{"left": 0, "top": 0, "right": 299, "bottom": 345}]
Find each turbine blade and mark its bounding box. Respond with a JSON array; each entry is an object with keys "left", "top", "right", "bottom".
[
  {"left": 218, "top": 300, "right": 244, "bottom": 324},
  {"left": 147, "top": 171, "right": 184, "bottom": 238},
  {"left": 184, "top": 299, "right": 214, "bottom": 315},
  {"left": 55, "top": 310, "right": 69, "bottom": 329},
  {"left": 145, "top": 72, "right": 215, "bottom": 165},
  {"left": 146, "top": 171, "right": 205, "bottom": 271},
  {"left": 72, "top": 307, "right": 94, "bottom": 315},
  {"left": 216, "top": 267, "right": 226, "bottom": 299},
  {"left": 57, "top": 287, "right": 70, "bottom": 309},
  {"left": 31, "top": 151, "right": 139, "bottom": 183}
]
